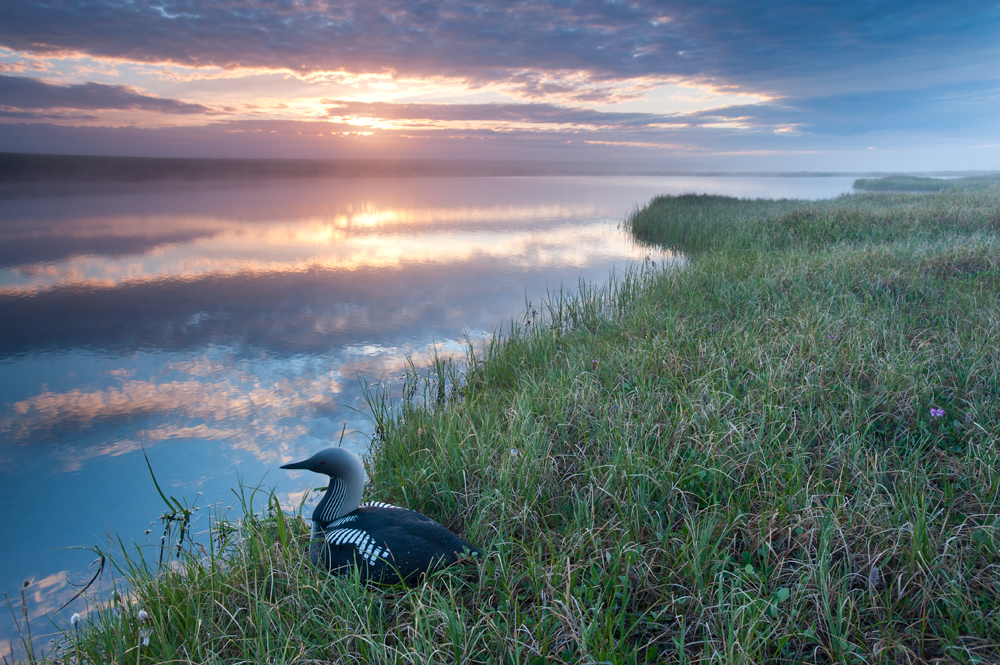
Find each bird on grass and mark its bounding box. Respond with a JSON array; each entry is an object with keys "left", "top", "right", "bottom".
[{"left": 281, "top": 447, "right": 480, "bottom": 584}]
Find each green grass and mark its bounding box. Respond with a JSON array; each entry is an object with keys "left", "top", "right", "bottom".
[
  {"left": 853, "top": 173, "right": 1000, "bottom": 192},
  {"left": 21, "top": 176, "right": 1000, "bottom": 664},
  {"left": 627, "top": 188, "right": 1000, "bottom": 254}
]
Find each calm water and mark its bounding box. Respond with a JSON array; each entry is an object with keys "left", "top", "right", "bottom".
[{"left": 0, "top": 174, "right": 855, "bottom": 656}]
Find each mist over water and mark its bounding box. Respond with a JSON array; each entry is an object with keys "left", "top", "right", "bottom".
[{"left": 0, "top": 173, "right": 855, "bottom": 657}]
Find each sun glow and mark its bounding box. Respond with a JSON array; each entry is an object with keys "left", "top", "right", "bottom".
[{"left": 0, "top": 42, "right": 787, "bottom": 145}]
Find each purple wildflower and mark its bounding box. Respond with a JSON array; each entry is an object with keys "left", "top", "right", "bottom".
[{"left": 930, "top": 407, "right": 945, "bottom": 418}]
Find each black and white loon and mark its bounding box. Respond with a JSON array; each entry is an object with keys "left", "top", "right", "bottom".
[{"left": 280, "top": 447, "right": 480, "bottom": 584}]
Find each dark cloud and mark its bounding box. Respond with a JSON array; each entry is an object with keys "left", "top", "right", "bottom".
[
  {"left": 0, "top": 109, "right": 99, "bottom": 120},
  {"left": 0, "top": 75, "right": 214, "bottom": 114},
  {"left": 323, "top": 99, "right": 675, "bottom": 127},
  {"left": 0, "top": 1, "right": 996, "bottom": 97}
]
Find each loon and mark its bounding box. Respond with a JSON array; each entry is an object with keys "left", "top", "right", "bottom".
[{"left": 280, "top": 447, "right": 480, "bottom": 584}]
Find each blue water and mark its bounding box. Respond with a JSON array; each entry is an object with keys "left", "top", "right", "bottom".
[{"left": 0, "top": 174, "right": 855, "bottom": 657}]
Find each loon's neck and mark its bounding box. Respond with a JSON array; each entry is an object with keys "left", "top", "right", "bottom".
[{"left": 312, "top": 476, "right": 363, "bottom": 526}]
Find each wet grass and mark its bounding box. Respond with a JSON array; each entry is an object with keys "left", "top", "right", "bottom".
[{"left": 20, "top": 176, "right": 1000, "bottom": 663}]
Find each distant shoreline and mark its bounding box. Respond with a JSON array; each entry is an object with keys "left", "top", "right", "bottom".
[{"left": 1, "top": 152, "right": 993, "bottom": 183}]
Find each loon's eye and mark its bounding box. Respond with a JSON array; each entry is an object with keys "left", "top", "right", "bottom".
[{"left": 320, "top": 461, "right": 326, "bottom": 465}]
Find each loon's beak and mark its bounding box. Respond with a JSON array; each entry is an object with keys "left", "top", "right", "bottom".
[{"left": 280, "top": 459, "right": 310, "bottom": 470}]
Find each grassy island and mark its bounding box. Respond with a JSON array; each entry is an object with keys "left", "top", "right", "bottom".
[
  {"left": 32, "top": 177, "right": 1000, "bottom": 664},
  {"left": 852, "top": 173, "right": 1000, "bottom": 192}
]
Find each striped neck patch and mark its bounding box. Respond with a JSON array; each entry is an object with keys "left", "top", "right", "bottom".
[{"left": 313, "top": 478, "right": 347, "bottom": 524}]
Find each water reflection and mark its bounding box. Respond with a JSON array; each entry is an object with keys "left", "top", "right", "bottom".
[
  {"left": 0, "top": 174, "right": 855, "bottom": 658},
  {"left": 2, "top": 252, "right": 635, "bottom": 354},
  {"left": 0, "top": 205, "right": 626, "bottom": 293}
]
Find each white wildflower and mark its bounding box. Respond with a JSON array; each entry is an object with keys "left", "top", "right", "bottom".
[
  {"left": 70, "top": 613, "right": 82, "bottom": 627},
  {"left": 138, "top": 609, "right": 149, "bottom": 621}
]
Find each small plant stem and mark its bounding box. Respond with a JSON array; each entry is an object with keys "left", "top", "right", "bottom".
[{"left": 3, "top": 593, "right": 31, "bottom": 664}]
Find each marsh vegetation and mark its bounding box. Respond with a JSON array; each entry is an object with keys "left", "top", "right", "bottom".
[
  {"left": 20, "top": 176, "right": 1000, "bottom": 664},
  {"left": 852, "top": 173, "right": 1000, "bottom": 192}
]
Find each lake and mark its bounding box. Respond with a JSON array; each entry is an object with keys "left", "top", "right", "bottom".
[{"left": 0, "top": 174, "right": 855, "bottom": 656}]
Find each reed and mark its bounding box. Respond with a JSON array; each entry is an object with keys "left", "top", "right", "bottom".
[{"left": 21, "top": 175, "right": 1000, "bottom": 664}]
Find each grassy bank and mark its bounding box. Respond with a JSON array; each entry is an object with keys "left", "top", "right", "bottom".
[
  {"left": 30, "top": 179, "right": 1000, "bottom": 664},
  {"left": 628, "top": 187, "right": 1000, "bottom": 254}
]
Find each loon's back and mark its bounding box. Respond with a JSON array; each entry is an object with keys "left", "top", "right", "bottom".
[{"left": 312, "top": 504, "right": 480, "bottom": 584}]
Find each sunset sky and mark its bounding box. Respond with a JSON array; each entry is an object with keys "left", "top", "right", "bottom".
[{"left": 1, "top": 1, "right": 998, "bottom": 170}]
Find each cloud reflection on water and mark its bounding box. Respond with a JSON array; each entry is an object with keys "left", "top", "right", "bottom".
[
  {"left": 1, "top": 220, "right": 640, "bottom": 294},
  {"left": 0, "top": 337, "right": 481, "bottom": 493},
  {"left": 0, "top": 250, "right": 643, "bottom": 355}
]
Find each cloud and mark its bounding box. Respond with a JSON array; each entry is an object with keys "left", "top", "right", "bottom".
[
  {"left": 0, "top": 2, "right": 997, "bottom": 165},
  {"left": 0, "top": 75, "right": 214, "bottom": 114},
  {"left": 1, "top": 1, "right": 997, "bottom": 100},
  {"left": 323, "top": 99, "right": 682, "bottom": 127},
  {"left": 327, "top": 81, "right": 1000, "bottom": 139},
  {"left": 0, "top": 109, "right": 99, "bottom": 120},
  {"left": 0, "top": 52, "right": 53, "bottom": 73}
]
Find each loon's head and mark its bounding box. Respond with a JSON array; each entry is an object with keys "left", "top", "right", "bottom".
[
  {"left": 281, "top": 447, "right": 364, "bottom": 479},
  {"left": 281, "top": 447, "right": 365, "bottom": 523}
]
